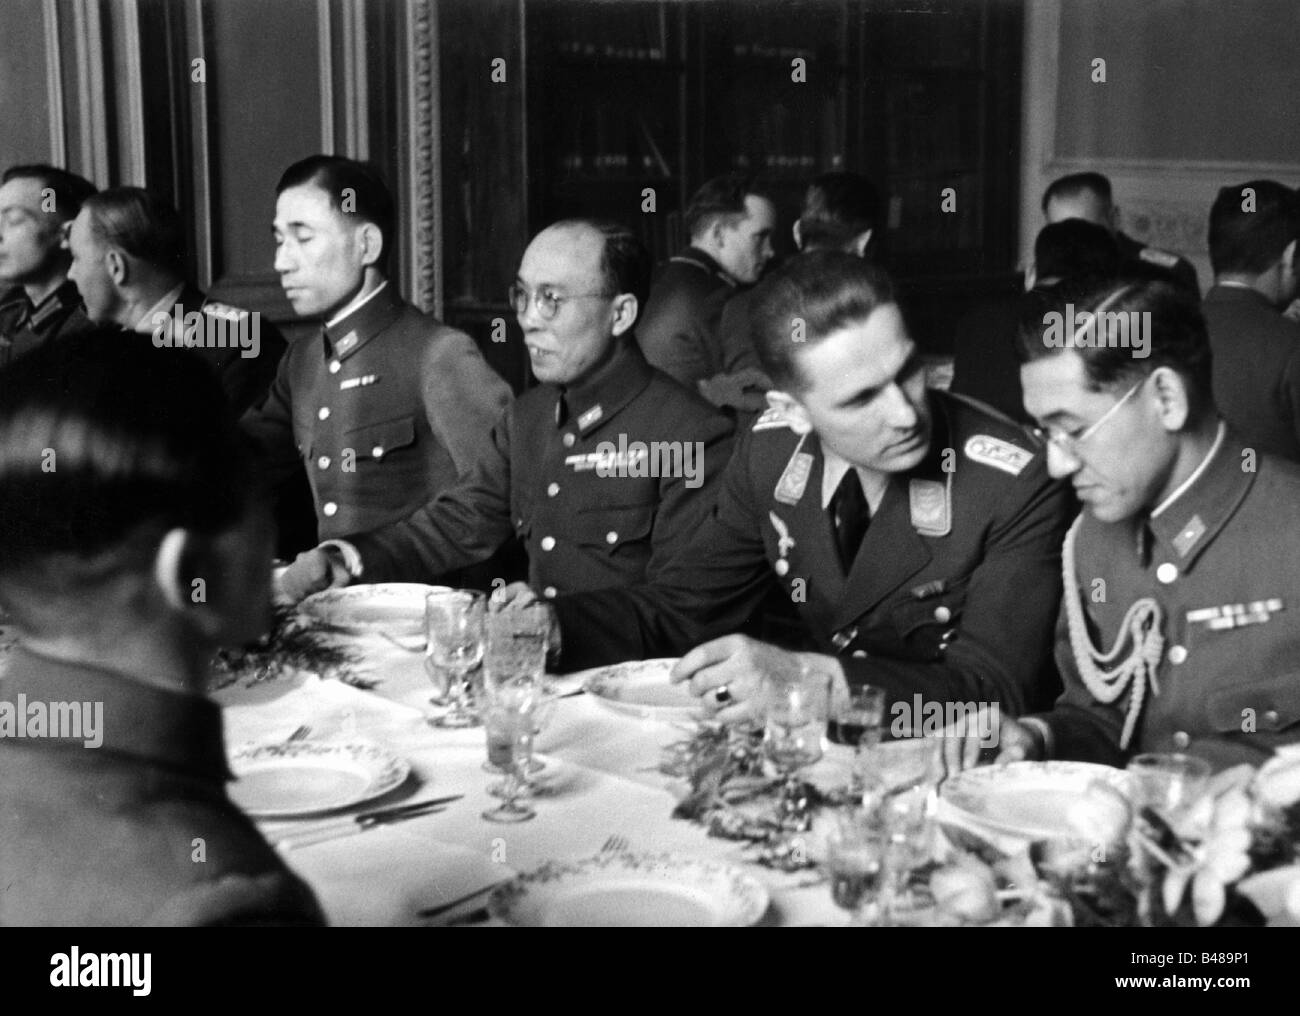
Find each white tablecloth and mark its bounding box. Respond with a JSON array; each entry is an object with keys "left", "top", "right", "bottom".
[{"left": 214, "top": 636, "right": 846, "bottom": 927}]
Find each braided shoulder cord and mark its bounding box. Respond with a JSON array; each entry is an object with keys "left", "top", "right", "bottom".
[{"left": 1061, "top": 517, "right": 1165, "bottom": 750}]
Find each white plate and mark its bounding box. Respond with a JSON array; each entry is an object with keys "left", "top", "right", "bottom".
[
  {"left": 490, "top": 853, "right": 769, "bottom": 927},
  {"left": 581, "top": 659, "right": 701, "bottom": 720},
  {"left": 228, "top": 740, "right": 410, "bottom": 817},
  {"left": 299, "top": 583, "right": 451, "bottom": 635},
  {"left": 940, "top": 760, "right": 1132, "bottom": 841}
]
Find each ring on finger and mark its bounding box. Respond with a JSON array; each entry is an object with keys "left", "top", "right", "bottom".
[{"left": 712, "top": 685, "right": 733, "bottom": 705}]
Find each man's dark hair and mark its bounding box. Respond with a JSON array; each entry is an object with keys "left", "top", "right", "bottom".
[
  {"left": 684, "top": 172, "right": 766, "bottom": 241},
  {"left": 276, "top": 155, "right": 396, "bottom": 272},
  {"left": 1041, "top": 171, "right": 1114, "bottom": 214},
  {"left": 1033, "top": 219, "right": 1121, "bottom": 284},
  {"left": 1015, "top": 278, "right": 1214, "bottom": 416},
  {"left": 797, "top": 172, "right": 881, "bottom": 252},
  {"left": 750, "top": 249, "right": 896, "bottom": 392},
  {"left": 2, "top": 164, "right": 97, "bottom": 223},
  {"left": 0, "top": 330, "right": 254, "bottom": 595},
  {"left": 1207, "top": 179, "right": 1300, "bottom": 276},
  {"left": 81, "top": 187, "right": 185, "bottom": 275},
  {"left": 551, "top": 218, "right": 654, "bottom": 312}
]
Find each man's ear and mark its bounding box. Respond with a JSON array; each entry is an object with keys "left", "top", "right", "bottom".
[
  {"left": 358, "top": 222, "right": 384, "bottom": 268},
  {"left": 106, "top": 248, "right": 128, "bottom": 286},
  {"left": 791, "top": 219, "right": 803, "bottom": 251},
  {"left": 153, "top": 528, "right": 191, "bottom": 613},
  {"left": 610, "top": 293, "right": 638, "bottom": 336},
  {"left": 765, "top": 389, "right": 813, "bottom": 435},
  {"left": 1283, "top": 239, "right": 1297, "bottom": 274},
  {"left": 153, "top": 528, "right": 225, "bottom": 637},
  {"left": 1108, "top": 203, "right": 1122, "bottom": 234},
  {"left": 851, "top": 229, "right": 873, "bottom": 259},
  {"left": 1150, "top": 366, "right": 1191, "bottom": 432}
]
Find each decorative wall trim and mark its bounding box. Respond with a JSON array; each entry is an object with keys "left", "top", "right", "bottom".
[
  {"left": 403, "top": 0, "right": 440, "bottom": 314},
  {"left": 186, "top": 0, "right": 213, "bottom": 287},
  {"left": 42, "top": 0, "right": 66, "bottom": 167},
  {"left": 118, "top": 0, "right": 147, "bottom": 185},
  {"left": 71, "top": 0, "right": 110, "bottom": 184},
  {"left": 317, "top": 0, "right": 335, "bottom": 153},
  {"left": 342, "top": 0, "right": 368, "bottom": 159}
]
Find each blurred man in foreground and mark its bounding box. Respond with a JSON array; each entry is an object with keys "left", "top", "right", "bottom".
[{"left": 0, "top": 332, "right": 323, "bottom": 925}]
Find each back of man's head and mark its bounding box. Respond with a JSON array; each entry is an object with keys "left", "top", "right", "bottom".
[
  {"left": 1207, "top": 179, "right": 1300, "bottom": 277},
  {"left": 276, "top": 155, "right": 395, "bottom": 273},
  {"left": 749, "top": 249, "right": 895, "bottom": 392},
  {"left": 2, "top": 164, "right": 97, "bottom": 223},
  {"left": 0, "top": 331, "right": 253, "bottom": 634},
  {"left": 81, "top": 187, "right": 185, "bottom": 278},
  {"left": 1033, "top": 219, "right": 1121, "bottom": 286},
  {"left": 797, "top": 172, "right": 881, "bottom": 253},
  {"left": 1041, "top": 171, "right": 1114, "bottom": 218},
  {"left": 684, "top": 172, "right": 762, "bottom": 242}
]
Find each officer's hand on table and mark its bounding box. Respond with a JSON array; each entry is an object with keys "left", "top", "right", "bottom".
[
  {"left": 940, "top": 708, "right": 1042, "bottom": 777},
  {"left": 276, "top": 548, "right": 351, "bottom": 603},
  {"left": 670, "top": 634, "right": 850, "bottom": 727},
  {"left": 489, "top": 582, "right": 562, "bottom": 663}
]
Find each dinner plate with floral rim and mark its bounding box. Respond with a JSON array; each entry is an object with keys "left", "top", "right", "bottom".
[
  {"left": 580, "top": 658, "right": 702, "bottom": 720},
  {"left": 298, "top": 583, "right": 451, "bottom": 636},
  {"left": 489, "top": 852, "right": 769, "bottom": 927},
  {"left": 940, "top": 760, "right": 1133, "bottom": 841},
  {"left": 227, "top": 740, "right": 411, "bottom": 817}
]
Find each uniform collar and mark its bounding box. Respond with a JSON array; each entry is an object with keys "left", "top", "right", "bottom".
[
  {"left": 1205, "top": 282, "right": 1273, "bottom": 308},
  {"left": 1145, "top": 422, "right": 1250, "bottom": 574},
  {"left": 556, "top": 336, "right": 655, "bottom": 436},
  {"left": 323, "top": 280, "right": 400, "bottom": 362},
  {"left": 23, "top": 278, "right": 83, "bottom": 332},
  {"left": 669, "top": 246, "right": 736, "bottom": 288},
  {"left": 131, "top": 281, "right": 188, "bottom": 334},
  {"left": 0, "top": 646, "right": 230, "bottom": 781},
  {"left": 820, "top": 448, "right": 889, "bottom": 515}
]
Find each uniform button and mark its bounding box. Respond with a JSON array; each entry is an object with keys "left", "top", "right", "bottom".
[
  {"left": 605, "top": 531, "right": 618, "bottom": 545},
  {"left": 562, "top": 433, "right": 576, "bottom": 448},
  {"left": 1172, "top": 731, "right": 1190, "bottom": 750},
  {"left": 852, "top": 650, "right": 867, "bottom": 659},
  {"left": 1167, "top": 645, "right": 1188, "bottom": 665},
  {"left": 1156, "top": 562, "right": 1178, "bottom": 584},
  {"left": 328, "top": 360, "right": 341, "bottom": 374},
  {"left": 317, "top": 456, "right": 330, "bottom": 470},
  {"left": 547, "top": 482, "right": 560, "bottom": 497},
  {"left": 323, "top": 502, "right": 338, "bottom": 517},
  {"left": 372, "top": 445, "right": 384, "bottom": 459},
  {"left": 543, "top": 586, "right": 557, "bottom": 599},
  {"left": 1264, "top": 709, "right": 1280, "bottom": 727},
  {"left": 540, "top": 536, "right": 556, "bottom": 552},
  {"left": 933, "top": 605, "right": 952, "bottom": 624},
  {"left": 318, "top": 407, "right": 331, "bottom": 421},
  {"left": 774, "top": 559, "right": 790, "bottom": 577}
]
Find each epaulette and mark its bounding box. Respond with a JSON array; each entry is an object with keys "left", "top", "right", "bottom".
[
  {"left": 1139, "top": 246, "right": 1180, "bottom": 270},
  {"left": 963, "top": 434, "right": 1034, "bottom": 477},
  {"left": 202, "top": 300, "right": 250, "bottom": 322},
  {"left": 751, "top": 407, "right": 791, "bottom": 432}
]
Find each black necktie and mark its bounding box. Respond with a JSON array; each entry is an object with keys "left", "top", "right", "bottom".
[{"left": 830, "top": 469, "right": 870, "bottom": 571}]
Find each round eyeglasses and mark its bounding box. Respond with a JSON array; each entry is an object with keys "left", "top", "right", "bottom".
[
  {"left": 1029, "top": 377, "right": 1145, "bottom": 459},
  {"left": 508, "top": 283, "right": 611, "bottom": 321}
]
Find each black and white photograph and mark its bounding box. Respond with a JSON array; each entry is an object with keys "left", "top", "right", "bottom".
[{"left": 0, "top": 0, "right": 1297, "bottom": 984}]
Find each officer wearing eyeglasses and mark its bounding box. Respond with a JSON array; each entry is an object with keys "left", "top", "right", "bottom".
[
  {"left": 277, "top": 218, "right": 734, "bottom": 601},
  {"left": 946, "top": 279, "right": 1300, "bottom": 774}
]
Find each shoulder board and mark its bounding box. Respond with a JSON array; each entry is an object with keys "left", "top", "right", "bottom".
[
  {"left": 1138, "top": 246, "right": 1180, "bottom": 270},
  {"left": 202, "top": 301, "right": 250, "bottom": 321},
  {"left": 751, "top": 407, "right": 792, "bottom": 432},
  {"left": 964, "top": 434, "right": 1033, "bottom": 477}
]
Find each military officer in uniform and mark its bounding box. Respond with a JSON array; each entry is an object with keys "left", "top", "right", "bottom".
[
  {"left": 510, "top": 252, "right": 1074, "bottom": 723},
  {"left": 66, "top": 186, "right": 287, "bottom": 414},
  {"left": 277, "top": 219, "right": 734, "bottom": 601},
  {"left": 947, "top": 280, "right": 1300, "bottom": 774},
  {"left": 242, "top": 155, "right": 511, "bottom": 543},
  {"left": 1043, "top": 172, "right": 1200, "bottom": 299},
  {"left": 0, "top": 164, "right": 98, "bottom": 367}
]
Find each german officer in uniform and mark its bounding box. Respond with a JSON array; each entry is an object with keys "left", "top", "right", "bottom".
[
  {"left": 517, "top": 252, "right": 1074, "bottom": 723},
  {"left": 242, "top": 156, "right": 511, "bottom": 542},
  {"left": 277, "top": 219, "right": 734, "bottom": 600},
  {"left": 66, "top": 186, "right": 287, "bottom": 415},
  {"left": 0, "top": 164, "right": 98, "bottom": 367},
  {"left": 948, "top": 281, "right": 1300, "bottom": 774}
]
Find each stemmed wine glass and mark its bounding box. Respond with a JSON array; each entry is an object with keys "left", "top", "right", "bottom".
[
  {"left": 762, "top": 664, "right": 827, "bottom": 827},
  {"left": 489, "top": 690, "right": 559, "bottom": 796},
  {"left": 424, "top": 590, "right": 486, "bottom": 728},
  {"left": 824, "top": 806, "right": 888, "bottom": 926},
  {"left": 481, "top": 683, "right": 538, "bottom": 823},
  {"left": 481, "top": 603, "right": 549, "bottom": 772}
]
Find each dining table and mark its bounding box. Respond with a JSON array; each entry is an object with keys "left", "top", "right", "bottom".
[{"left": 213, "top": 619, "right": 856, "bottom": 927}]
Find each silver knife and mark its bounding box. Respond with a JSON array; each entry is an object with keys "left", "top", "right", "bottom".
[{"left": 274, "top": 794, "right": 463, "bottom": 850}]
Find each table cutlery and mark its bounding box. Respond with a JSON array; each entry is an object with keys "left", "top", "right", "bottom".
[
  {"left": 273, "top": 793, "right": 464, "bottom": 850},
  {"left": 417, "top": 880, "right": 511, "bottom": 919}
]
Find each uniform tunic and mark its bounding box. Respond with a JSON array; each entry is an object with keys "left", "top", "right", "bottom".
[
  {"left": 1035, "top": 428, "right": 1300, "bottom": 771},
  {"left": 0, "top": 279, "right": 94, "bottom": 368},
  {"left": 348, "top": 338, "right": 735, "bottom": 596},
  {"left": 636, "top": 247, "right": 736, "bottom": 389},
  {"left": 553, "top": 390, "right": 1074, "bottom": 716},
  {"left": 241, "top": 283, "right": 511, "bottom": 540}
]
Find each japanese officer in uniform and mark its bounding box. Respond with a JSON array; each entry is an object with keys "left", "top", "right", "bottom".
[
  {"left": 949, "top": 280, "right": 1300, "bottom": 773},
  {"left": 514, "top": 251, "right": 1075, "bottom": 724},
  {"left": 242, "top": 156, "right": 511, "bottom": 543},
  {"left": 277, "top": 219, "right": 734, "bottom": 601}
]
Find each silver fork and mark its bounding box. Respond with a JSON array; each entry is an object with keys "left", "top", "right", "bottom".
[{"left": 600, "top": 834, "right": 629, "bottom": 855}]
